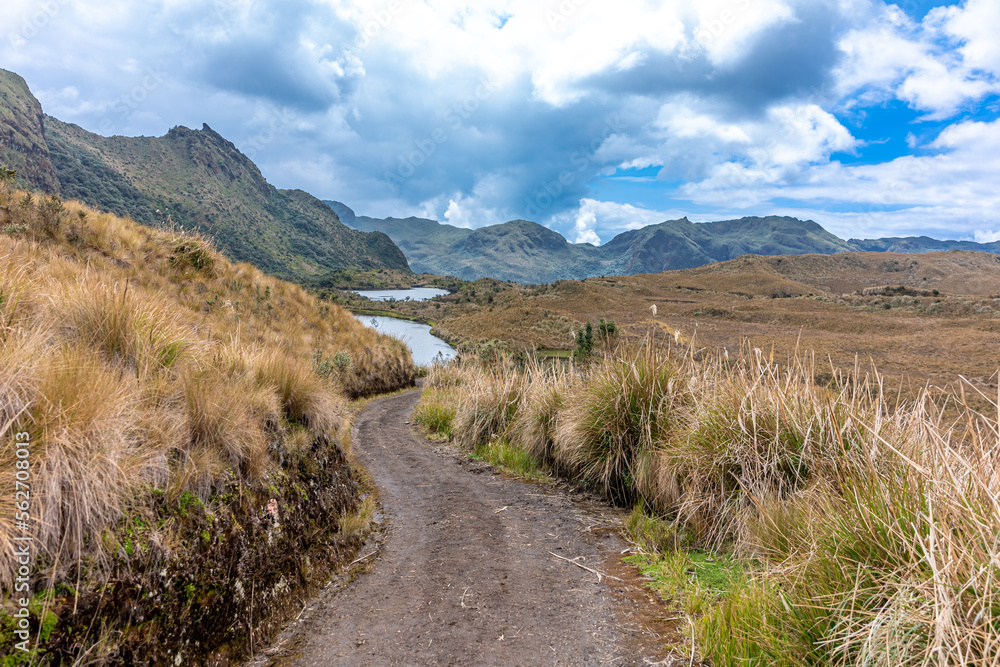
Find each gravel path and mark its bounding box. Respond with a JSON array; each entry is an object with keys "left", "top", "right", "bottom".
[{"left": 255, "top": 389, "right": 672, "bottom": 666}]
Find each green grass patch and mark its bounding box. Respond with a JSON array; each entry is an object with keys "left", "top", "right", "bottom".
[
  {"left": 474, "top": 439, "right": 546, "bottom": 480},
  {"left": 621, "top": 506, "right": 807, "bottom": 665},
  {"left": 413, "top": 388, "right": 457, "bottom": 440},
  {"left": 623, "top": 534, "right": 818, "bottom": 666}
]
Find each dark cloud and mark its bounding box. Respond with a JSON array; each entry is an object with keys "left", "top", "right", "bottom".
[
  {"left": 200, "top": 39, "right": 341, "bottom": 112},
  {"left": 180, "top": 0, "right": 356, "bottom": 112},
  {"left": 579, "top": 3, "right": 842, "bottom": 115}
]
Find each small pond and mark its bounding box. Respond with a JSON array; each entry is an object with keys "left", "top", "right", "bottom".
[
  {"left": 351, "top": 288, "right": 450, "bottom": 302},
  {"left": 354, "top": 315, "right": 456, "bottom": 366}
]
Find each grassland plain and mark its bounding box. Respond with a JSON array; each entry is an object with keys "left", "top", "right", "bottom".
[
  {"left": 0, "top": 178, "right": 415, "bottom": 665},
  {"left": 415, "top": 345, "right": 1000, "bottom": 666},
  {"left": 373, "top": 251, "right": 1000, "bottom": 401}
]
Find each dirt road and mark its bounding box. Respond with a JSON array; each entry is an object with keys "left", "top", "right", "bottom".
[{"left": 257, "top": 389, "right": 670, "bottom": 666}]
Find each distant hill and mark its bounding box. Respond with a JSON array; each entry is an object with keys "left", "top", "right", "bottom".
[
  {"left": 346, "top": 212, "right": 604, "bottom": 283},
  {"left": 850, "top": 236, "right": 1000, "bottom": 254},
  {"left": 335, "top": 198, "right": 1000, "bottom": 283},
  {"left": 324, "top": 200, "right": 357, "bottom": 227},
  {"left": 600, "top": 216, "right": 856, "bottom": 275},
  {"left": 740, "top": 251, "right": 1000, "bottom": 297},
  {"left": 338, "top": 203, "right": 871, "bottom": 283},
  {"left": 0, "top": 68, "right": 409, "bottom": 282}
]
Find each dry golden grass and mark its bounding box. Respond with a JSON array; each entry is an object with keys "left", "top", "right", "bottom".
[
  {"left": 0, "top": 184, "right": 414, "bottom": 590},
  {"left": 390, "top": 252, "right": 1000, "bottom": 401},
  {"left": 425, "top": 345, "right": 1000, "bottom": 665}
]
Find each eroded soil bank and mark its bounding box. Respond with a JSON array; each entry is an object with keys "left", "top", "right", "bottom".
[
  {"left": 1, "top": 434, "right": 362, "bottom": 666},
  {"left": 255, "top": 390, "right": 673, "bottom": 667}
]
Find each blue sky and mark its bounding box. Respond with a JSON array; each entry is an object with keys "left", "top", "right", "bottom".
[{"left": 3, "top": 0, "right": 1000, "bottom": 245}]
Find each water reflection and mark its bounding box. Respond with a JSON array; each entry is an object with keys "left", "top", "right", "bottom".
[
  {"left": 355, "top": 315, "right": 456, "bottom": 366},
  {"left": 351, "top": 288, "right": 450, "bottom": 302}
]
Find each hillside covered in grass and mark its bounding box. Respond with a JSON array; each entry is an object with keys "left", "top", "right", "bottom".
[
  {"left": 0, "top": 68, "right": 410, "bottom": 285},
  {"left": 417, "top": 346, "right": 1000, "bottom": 665},
  {"left": 0, "top": 178, "right": 415, "bottom": 664}
]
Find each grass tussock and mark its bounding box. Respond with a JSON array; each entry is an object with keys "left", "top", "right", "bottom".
[
  {"left": 427, "top": 345, "right": 1000, "bottom": 666},
  {"left": 555, "top": 345, "right": 691, "bottom": 504},
  {"left": 413, "top": 388, "right": 457, "bottom": 440},
  {"left": 0, "top": 183, "right": 415, "bottom": 596}
]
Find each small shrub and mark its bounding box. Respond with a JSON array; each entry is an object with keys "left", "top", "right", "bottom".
[
  {"left": 597, "top": 318, "right": 618, "bottom": 343},
  {"left": 574, "top": 321, "right": 594, "bottom": 359},
  {"left": 39, "top": 195, "right": 66, "bottom": 233},
  {"left": 170, "top": 238, "right": 215, "bottom": 271}
]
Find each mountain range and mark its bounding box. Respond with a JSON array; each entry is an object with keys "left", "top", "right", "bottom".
[
  {"left": 330, "top": 200, "right": 1000, "bottom": 283},
  {"left": 0, "top": 68, "right": 409, "bottom": 283},
  {"left": 4, "top": 66, "right": 999, "bottom": 288}
]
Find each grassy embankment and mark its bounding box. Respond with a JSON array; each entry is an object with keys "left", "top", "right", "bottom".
[
  {"left": 0, "top": 178, "right": 415, "bottom": 664},
  {"left": 415, "top": 344, "right": 1000, "bottom": 665}
]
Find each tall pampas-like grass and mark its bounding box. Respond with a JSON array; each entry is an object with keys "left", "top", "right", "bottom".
[
  {"left": 0, "top": 186, "right": 414, "bottom": 591},
  {"left": 511, "top": 361, "right": 575, "bottom": 466},
  {"left": 453, "top": 362, "right": 527, "bottom": 449},
  {"left": 426, "top": 342, "right": 1000, "bottom": 666},
  {"left": 554, "top": 344, "right": 691, "bottom": 503}
]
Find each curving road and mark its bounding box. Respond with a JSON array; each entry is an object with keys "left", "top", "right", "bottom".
[{"left": 258, "top": 389, "right": 669, "bottom": 666}]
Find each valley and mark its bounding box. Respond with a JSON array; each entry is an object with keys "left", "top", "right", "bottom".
[{"left": 341, "top": 250, "right": 1000, "bottom": 394}]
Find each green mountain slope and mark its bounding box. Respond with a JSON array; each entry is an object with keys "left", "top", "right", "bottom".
[
  {"left": 344, "top": 210, "right": 604, "bottom": 283},
  {"left": 347, "top": 213, "right": 470, "bottom": 275},
  {"left": 0, "top": 68, "right": 409, "bottom": 282},
  {"left": 452, "top": 220, "right": 604, "bottom": 283},
  {"left": 0, "top": 69, "right": 60, "bottom": 193}
]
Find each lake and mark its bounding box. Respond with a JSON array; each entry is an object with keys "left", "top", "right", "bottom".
[
  {"left": 355, "top": 315, "right": 456, "bottom": 366},
  {"left": 351, "top": 287, "right": 450, "bottom": 302}
]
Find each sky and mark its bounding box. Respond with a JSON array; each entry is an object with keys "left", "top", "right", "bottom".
[{"left": 3, "top": 0, "right": 1000, "bottom": 245}]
